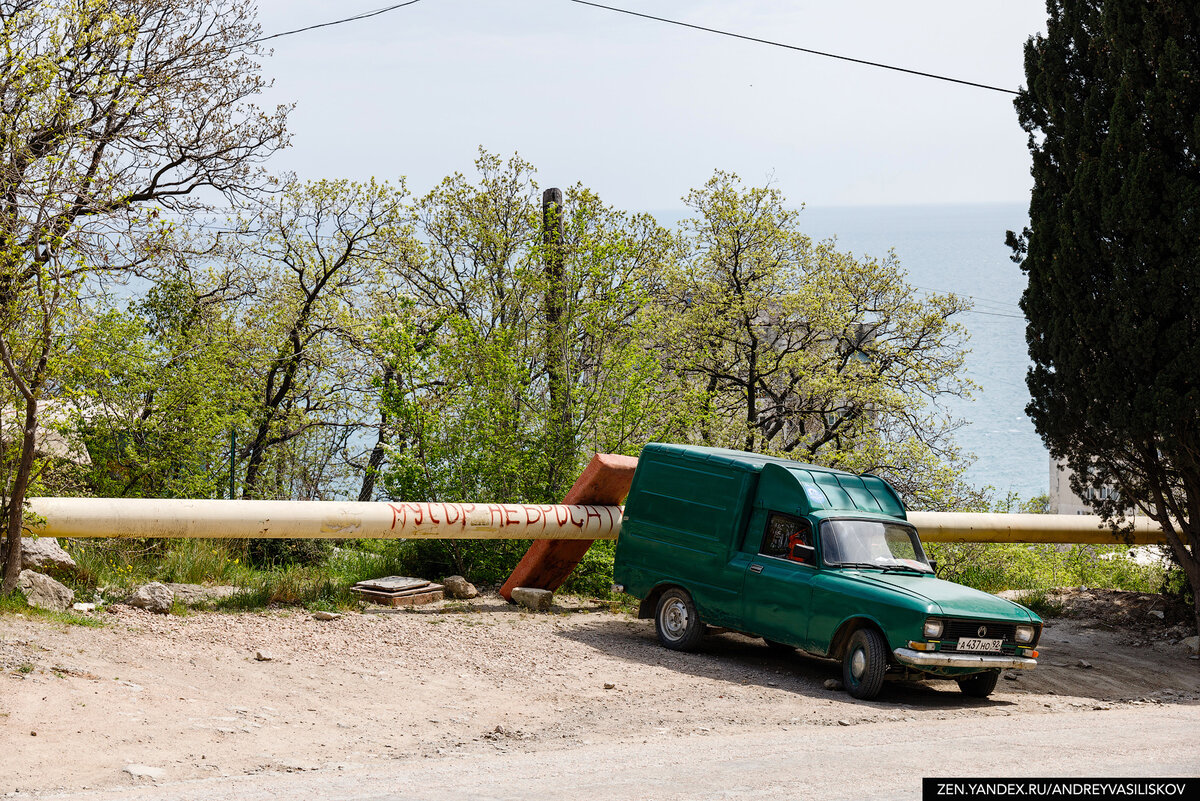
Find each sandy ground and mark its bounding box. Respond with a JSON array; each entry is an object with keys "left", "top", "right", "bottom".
[{"left": 1, "top": 594, "right": 1198, "bottom": 799}]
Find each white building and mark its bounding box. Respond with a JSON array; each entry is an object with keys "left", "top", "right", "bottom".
[{"left": 1048, "top": 457, "right": 1118, "bottom": 515}]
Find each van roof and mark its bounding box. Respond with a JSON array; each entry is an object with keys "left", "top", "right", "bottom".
[
  {"left": 639, "top": 442, "right": 906, "bottom": 518},
  {"left": 641, "top": 442, "right": 858, "bottom": 475}
]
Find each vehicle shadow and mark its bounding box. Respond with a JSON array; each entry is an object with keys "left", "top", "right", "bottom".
[{"left": 553, "top": 616, "right": 1018, "bottom": 711}]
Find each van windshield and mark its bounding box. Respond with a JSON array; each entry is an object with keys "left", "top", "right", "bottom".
[{"left": 820, "top": 519, "right": 932, "bottom": 573}]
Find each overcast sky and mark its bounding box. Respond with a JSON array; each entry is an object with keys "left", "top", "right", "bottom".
[{"left": 251, "top": 0, "right": 1048, "bottom": 210}]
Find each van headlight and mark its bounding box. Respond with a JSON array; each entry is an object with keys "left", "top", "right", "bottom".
[
  {"left": 1015, "top": 625, "right": 1035, "bottom": 644},
  {"left": 923, "top": 618, "right": 944, "bottom": 639}
]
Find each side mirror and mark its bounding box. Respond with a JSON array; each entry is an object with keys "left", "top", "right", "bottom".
[{"left": 928, "top": 558, "right": 939, "bottom": 574}]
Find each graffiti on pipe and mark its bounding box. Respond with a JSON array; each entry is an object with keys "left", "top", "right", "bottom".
[{"left": 386, "top": 503, "right": 622, "bottom": 538}]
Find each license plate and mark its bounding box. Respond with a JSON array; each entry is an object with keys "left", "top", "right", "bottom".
[{"left": 957, "top": 637, "right": 1003, "bottom": 653}]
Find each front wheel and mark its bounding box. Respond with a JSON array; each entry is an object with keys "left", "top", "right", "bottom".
[
  {"left": 842, "top": 628, "right": 887, "bottom": 700},
  {"left": 957, "top": 670, "right": 1001, "bottom": 698},
  {"left": 654, "top": 588, "right": 704, "bottom": 651}
]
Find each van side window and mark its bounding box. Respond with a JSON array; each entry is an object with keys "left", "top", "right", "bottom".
[{"left": 761, "top": 513, "right": 814, "bottom": 565}]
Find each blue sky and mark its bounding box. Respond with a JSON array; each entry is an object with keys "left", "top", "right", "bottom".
[{"left": 253, "top": 1, "right": 1048, "bottom": 209}]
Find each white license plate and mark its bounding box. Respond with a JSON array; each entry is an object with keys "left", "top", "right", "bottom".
[{"left": 957, "top": 637, "right": 1003, "bottom": 653}]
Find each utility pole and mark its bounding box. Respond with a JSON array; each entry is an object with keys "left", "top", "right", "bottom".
[{"left": 542, "top": 188, "right": 572, "bottom": 492}]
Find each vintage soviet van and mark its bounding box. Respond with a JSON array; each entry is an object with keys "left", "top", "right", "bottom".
[{"left": 612, "top": 443, "right": 1041, "bottom": 700}]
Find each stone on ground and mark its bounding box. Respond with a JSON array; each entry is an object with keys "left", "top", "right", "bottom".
[
  {"left": 123, "top": 765, "right": 165, "bottom": 779},
  {"left": 443, "top": 575, "right": 479, "bottom": 599},
  {"left": 511, "top": 587, "right": 553, "bottom": 611},
  {"left": 5, "top": 537, "right": 78, "bottom": 576},
  {"left": 18, "top": 570, "right": 74, "bottom": 612},
  {"left": 129, "top": 582, "right": 173, "bottom": 614},
  {"left": 1182, "top": 635, "right": 1200, "bottom": 655},
  {"left": 164, "top": 583, "right": 238, "bottom": 605}
]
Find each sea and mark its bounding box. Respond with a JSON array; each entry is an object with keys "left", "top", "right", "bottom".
[{"left": 655, "top": 203, "right": 1047, "bottom": 500}]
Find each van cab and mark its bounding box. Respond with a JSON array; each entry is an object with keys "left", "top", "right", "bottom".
[{"left": 612, "top": 443, "right": 1041, "bottom": 700}]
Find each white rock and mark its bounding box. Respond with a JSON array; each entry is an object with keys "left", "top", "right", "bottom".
[
  {"left": 129, "top": 582, "right": 173, "bottom": 614},
  {"left": 312, "top": 611, "right": 341, "bottom": 621},
  {"left": 18, "top": 570, "right": 74, "bottom": 612},
  {"left": 1148, "top": 610, "right": 1165, "bottom": 620},
  {"left": 72, "top": 602, "right": 96, "bottom": 612},
  {"left": 443, "top": 575, "right": 479, "bottom": 599},
  {"left": 1181, "top": 636, "right": 1200, "bottom": 655},
  {"left": 510, "top": 587, "right": 553, "bottom": 611},
  {"left": 123, "top": 765, "right": 165, "bottom": 779},
  {"left": 254, "top": 650, "right": 274, "bottom": 662},
  {"left": 15, "top": 537, "right": 78, "bottom": 575}
]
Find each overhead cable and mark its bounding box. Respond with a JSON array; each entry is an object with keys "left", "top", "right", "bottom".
[{"left": 568, "top": 0, "right": 1019, "bottom": 95}]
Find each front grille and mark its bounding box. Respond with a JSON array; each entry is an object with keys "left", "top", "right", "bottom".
[{"left": 943, "top": 619, "right": 1017, "bottom": 646}]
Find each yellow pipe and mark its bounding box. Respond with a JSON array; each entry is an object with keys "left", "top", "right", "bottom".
[
  {"left": 908, "top": 512, "right": 1166, "bottom": 545},
  {"left": 26, "top": 498, "right": 1167, "bottom": 545},
  {"left": 26, "top": 498, "right": 622, "bottom": 540}
]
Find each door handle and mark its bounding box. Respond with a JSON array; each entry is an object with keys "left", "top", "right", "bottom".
[{"left": 749, "top": 563, "right": 764, "bottom": 574}]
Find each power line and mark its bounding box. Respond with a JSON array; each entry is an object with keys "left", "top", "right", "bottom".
[
  {"left": 569, "top": 0, "right": 1020, "bottom": 96},
  {"left": 244, "top": 1, "right": 425, "bottom": 47}
]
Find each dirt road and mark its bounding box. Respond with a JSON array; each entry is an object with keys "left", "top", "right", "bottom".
[{"left": 2, "top": 595, "right": 1197, "bottom": 799}]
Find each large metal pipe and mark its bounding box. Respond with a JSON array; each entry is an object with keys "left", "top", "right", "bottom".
[
  {"left": 25, "top": 498, "right": 1167, "bottom": 545},
  {"left": 908, "top": 511, "right": 1166, "bottom": 545},
  {"left": 26, "top": 498, "right": 622, "bottom": 540}
]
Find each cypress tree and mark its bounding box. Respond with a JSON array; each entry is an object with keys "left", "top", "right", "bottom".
[{"left": 1009, "top": 0, "right": 1200, "bottom": 630}]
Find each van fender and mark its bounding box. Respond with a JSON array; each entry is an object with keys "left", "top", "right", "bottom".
[
  {"left": 826, "top": 615, "right": 890, "bottom": 661},
  {"left": 638, "top": 582, "right": 682, "bottom": 620}
]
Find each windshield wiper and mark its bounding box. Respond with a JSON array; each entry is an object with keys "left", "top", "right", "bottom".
[
  {"left": 879, "top": 564, "right": 931, "bottom": 575},
  {"left": 834, "top": 561, "right": 930, "bottom": 574}
]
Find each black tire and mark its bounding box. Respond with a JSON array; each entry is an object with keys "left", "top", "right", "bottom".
[
  {"left": 654, "top": 588, "right": 704, "bottom": 651},
  {"left": 764, "top": 638, "right": 795, "bottom": 654},
  {"left": 957, "top": 670, "right": 1001, "bottom": 698},
  {"left": 842, "top": 628, "right": 887, "bottom": 700}
]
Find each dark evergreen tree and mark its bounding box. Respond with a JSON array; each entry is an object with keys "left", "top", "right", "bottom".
[{"left": 1008, "top": 0, "right": 1200, "bottom": 630}]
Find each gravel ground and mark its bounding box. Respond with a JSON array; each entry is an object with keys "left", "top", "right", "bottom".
[{"left": 2, "top": 593, "right": 1198, "bottom": 797}]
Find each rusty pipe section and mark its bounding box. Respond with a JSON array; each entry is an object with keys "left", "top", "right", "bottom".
[
  {"left": 908, "top": 512, "right": 1165, "bottom": 545},
  {"left": 25, "top": 498, "right": 1166, "bottom": 545},
  {"left": 26, "top": 498, "right": 623, "bottom": 540}
]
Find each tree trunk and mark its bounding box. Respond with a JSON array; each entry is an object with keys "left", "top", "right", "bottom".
[
  {"left": 357, "top": 366, "right": 395, "bottom": 502},
  {"left": 1, "top": 397, "right": 37, "bottom": 592},
  {"left": 542, "top": 188, "right": 572, "bottom": 493}
]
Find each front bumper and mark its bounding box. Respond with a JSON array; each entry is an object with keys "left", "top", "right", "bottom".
[{"left": 893, "top": 647, "right": 1037, "bottom": 670}]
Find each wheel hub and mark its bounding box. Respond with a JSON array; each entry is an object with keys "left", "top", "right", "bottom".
[
  {"left": 850, "top": 648, "right": 866, "bottom": 679},
  {"left": 663, "top": 599, "right": 688, "bottom": 638}
]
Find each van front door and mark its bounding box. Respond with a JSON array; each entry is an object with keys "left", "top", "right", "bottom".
[{"left": 742, "top": 512, "right": 817, "bottom": 648}]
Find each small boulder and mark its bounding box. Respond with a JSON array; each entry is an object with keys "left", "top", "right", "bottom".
[
  {"left": 18, "top": 570, "right": 74, "bottom": 612},
  {"left": 254, "top": 650, "right": 274, "bottom": 662},
  {"left": 129, "top": 582, "right": 173, "bottom": 615},
  {"left": 164, "top": 583, "right": 237, "bottom": 605},
  {"left": 510, "top": 587, "right": 553, "bottom": 611},
  {"left": 1181, "top": 636, "right": 1200, "bottom": 655},
  {"left": 1148, "top": 610, "right": 1165, "bottom": 620},
  {"left": 312, "top": 611, "right": 341, "bottom": 621},
  {"left": 443, "top": 575, "right": 478, "bottom": 600},
  {"left": 17, "top": 537, "right": 78, "bottom": 577},
  {"left": 123, "top": 764, "right": 165, "bottom": 779},
  {"left": 823, "top": 679, "right": 843, "bottom": 690}
]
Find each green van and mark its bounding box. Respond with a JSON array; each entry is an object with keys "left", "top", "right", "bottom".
[{"left": 612, "top": 443, "right": 1041, "bottom": 700}]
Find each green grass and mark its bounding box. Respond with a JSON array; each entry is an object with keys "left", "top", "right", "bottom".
[
  {"left": 0, "top": 592, "right": 105, "bottom": 627},
  {"left": 925, "top": 542, "right": 1167, "bottom": 594}
]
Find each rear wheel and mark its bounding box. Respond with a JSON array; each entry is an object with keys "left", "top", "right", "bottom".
[
  {"left": 842, "top": 628, "right": 887, "bottom": 700},
  {"left": 957, "top": 670, "right": 1001, "bottom": 698},
  {"left": 654, "top": 588, "right": 704, "bottom": 651}
]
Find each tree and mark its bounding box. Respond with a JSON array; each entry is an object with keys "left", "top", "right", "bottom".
[
  {"left": 657, "top": 172, "right": 976, "bottom": 509},
  {"left": 1009, "top": 0, "right": 1200, "bottom": 629},
  {"left": 230, "top": 178, "right": 410, "bottom": 501},
  {"left": 0, "top": 0, "right": 287, "bottom": 591}
]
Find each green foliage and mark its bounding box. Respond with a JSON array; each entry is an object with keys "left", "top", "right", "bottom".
[
  {"left": 0, "top": 591, "right": 104, "bottom": 628},
  {"left": 1010, "top": 0, "right": 1200, "bottom": 628},
  {"left": 246, "top": 538, "right": 333, "bottom": 569}
]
